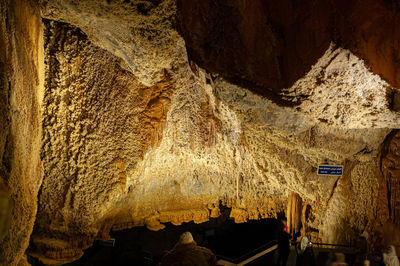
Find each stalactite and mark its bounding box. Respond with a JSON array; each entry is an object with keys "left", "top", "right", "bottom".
[{"left": 287, "top": 192, "right": 303, "bottom": 236}]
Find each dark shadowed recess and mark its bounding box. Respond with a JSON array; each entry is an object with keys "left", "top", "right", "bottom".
[
  {"left": 28, "top": 208, "right": 280, "bottom": 265},
  {"left": 177, "top": 0, "right": 400, "bottom": 106}
]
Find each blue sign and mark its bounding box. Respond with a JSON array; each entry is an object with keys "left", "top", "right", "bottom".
[{"left": 318, "top": 165, "right": 343, "bottom": 176}]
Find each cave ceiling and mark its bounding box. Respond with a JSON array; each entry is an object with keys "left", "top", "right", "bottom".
[{"left": 0, "top": 0, "right": 400, "bottom": 264}]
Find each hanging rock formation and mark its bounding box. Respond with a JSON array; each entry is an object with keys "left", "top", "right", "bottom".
[
  {"left": 177, "top": 0, "right": 400, "bottom": 105},
  {"left": 0, "top": 0, "right": 399, "bottom": 264},
  {"left": 287, "top": 192, "right": 303, "bottom": 236},
  {"left": 29, "top": 18, "right": 393, "bottom": 263}
]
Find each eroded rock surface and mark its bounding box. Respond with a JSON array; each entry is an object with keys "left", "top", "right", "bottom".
[
  {"left": 178, "top": 0, "right": 400, "bottom": 105},
  {"left": 28, "top": 19, "right": 395, "bottom": 263},
  {"left": 382, "top": 130, "right": 400, "bottom": 225},
  {"left": 0, "top": 0, "right": 398, "bottom": 264},
  {"left": 0, "top": 178, "right": 12, "bottom": 242},
  {"left": 177, "top": 0, "right": 332, "bottom": 104},
  {"left": 32, "top": 20, "right": 176, "bottom": 263},
  {"left": 0, "top": 0, "right": 44, "bottom": 265},
  {"left": 39, "top": 0, "right": 183, "bottom": 87},
  {"left": 282, "top": 44, "right": 400, "bottom": 128}
]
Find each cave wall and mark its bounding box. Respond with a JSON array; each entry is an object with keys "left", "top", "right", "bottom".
[
  {"left": 31, "top": 20, "right": 176, "bottom": 263},
  {"left": 177, "top": 0, "right": 400, "bottom": 106},
  {"left": 38, "top": 0, "right": 182, "bottom": 87},
  {"left": 382, "top": 131, "right": 400, "bottom": 226},
  {"left": 27, "top": 18, "right": 394, "bottom": 263},
  {"left": 0, "top": 0, "right": 398, "bottom": 264},
  {"left": 0, "top": 0, "right": 44, "bottom": 265},
  {"left": 177, "top": 0, "right": 332, "bottom": 104}
]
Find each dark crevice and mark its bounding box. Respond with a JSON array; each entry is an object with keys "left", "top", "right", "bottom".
[{"left": 379, "top": 129, "right": 399, "bottom": 219}]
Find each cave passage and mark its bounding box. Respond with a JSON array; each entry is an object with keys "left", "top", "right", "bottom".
[
  {"left": 28, "top": 209, "right": 280, "bottom": 266},
  {"left": 2, "top": 0, "right": 400, "bottom": 265}
]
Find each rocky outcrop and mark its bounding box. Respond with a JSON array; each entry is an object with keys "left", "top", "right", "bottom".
[
  {"left": 0, "top": 0, "right": 44, "bottom": 265},
  {"left": 0, "top": 0, "right": 398, "bottom": 264},
  {"left": 177, "top": 0, "right": 400, "bottom": 106},
  {"left": 282, "top": 44, "right": 400, "bottom": 128},
  {"left": 177, "top": 0, "right": 332, "bottom": 105},
  {"left": 26, "top": 18, "right": 393, "bottom": 263},
  {"left": 31, "top": 20, "right": 176, "bottom": 263},
  {"left": 38, "top": 0, "right": 183, "bottom": 87}
]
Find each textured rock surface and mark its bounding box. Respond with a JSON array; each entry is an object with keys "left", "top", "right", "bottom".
[
  {"left": 215, "top": 77, "right": 391, "bottom": 244},
  {"left": 28, "top": 19, "right": 395, "bottom": 263},
  {"left": 31, "top": 20, "right": 175, "bottom": 263},
  {"left": 0, "top": 0, "right": 44, "bottom": 265},
  {"left": 39, "top": 0, "right": 183, "bottom": 87},
  {"left": 0, "top": 0, "right": 399, "bottom": 264},
  {"left": 282, "top": 44, "right": 400, "bottom": 128},
  {"left": 178, "top": 0, "right": 400, "bottom": 105},
  {"left": 382, "top": 130, "right": 400, "bottom": 225},
  {"left": 177, "top": 0, "right": 331, "bottom": 105}
]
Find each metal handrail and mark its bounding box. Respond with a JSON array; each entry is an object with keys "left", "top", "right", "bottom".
[
  {"left": 216, "top": 240, "right": 278, "bottom": 264},
  {"left": 216, "top": 240, "right": 357, "bottom": 266},
  {"left": 303, "top": 242, "right": 355, "bottom": 249}
]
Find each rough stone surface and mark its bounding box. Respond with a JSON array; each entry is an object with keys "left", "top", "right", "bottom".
[
  {"left": 177, "top": 0, "right": 400, "bottom": 105},
  {"left": 28, "top": 19, "right": 395, "bottom": 263},
  {"left": 0, "top": 0, "right": 44, "bottom": 265},
  {"left": 31, "top": 20, "right": 175, "bottom": 263},
  {"left": 382, "top": 130, "right": 400, "bottom": 225},
  {"left": 39, "top": 0, "right": 184, "bottom": 87},
  {"left": 0, "top": 0, "right": 399, "bottom": 264},
  {"left": 282, "top": 44, "right": 400, "bottom": 128},
  {"left": 215, "top": 77, "right": 391, "bottom": 243},
  {"left": 177, "top": 0, "right": 331, "bottom": 105}
]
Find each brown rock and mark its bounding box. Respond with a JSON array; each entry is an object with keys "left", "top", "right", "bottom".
[
  {"left": 177, "top": 0, "right": 331, "bottom": 105},
  {"left": 0, "top": 0, "right": 44, "bottom": 265},
  {"left": 0, "top": 0, "right": 398, "bottom": 264},
  {"left": 158, "top": 232, "right": 219, "bottom": 266},
  {"left": 0, "top": 178, "right": 12, "bottom": 241},
  {"left": 177, "top": 0, "right": 400, "bottom": 105}
]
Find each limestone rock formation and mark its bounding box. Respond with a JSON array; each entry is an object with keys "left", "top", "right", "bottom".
[
  {"left": 39, "top": 0, "right": 184, "bottom": 87},
  {"left": 282, "top": 44, "right": 400, "bottom": 128},
  {"left": 0, "top": 0, "right": 44, "bottom": 265},
  {"left": 0, "top": 0, "right": 399, "bottom": 265},
  {"left": 287, "top": 192, "right": 303, "bottom": 236},
  {"left": 382, "top": 131, "right": 400, "bottom": 226},
  {"left": 28, "top": 17, "right": 393, "bottom": 263},
  {"left": 177, "top": 0, "right": 400, "bottom": 105}
]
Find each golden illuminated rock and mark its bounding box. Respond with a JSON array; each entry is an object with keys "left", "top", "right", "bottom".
[
  {"left": 27, "top": 19, "right": 394, "bottom": 263},
  {"left": 0, "top": 0, "right": 399, "bottom": 265},
  {"left": 0, "top": 0, "right": 44, "bottom": 265}
]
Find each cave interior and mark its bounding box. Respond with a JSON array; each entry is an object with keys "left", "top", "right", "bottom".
[{"left": 0, "top": 0, "right": 400, "bottom": 265}]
